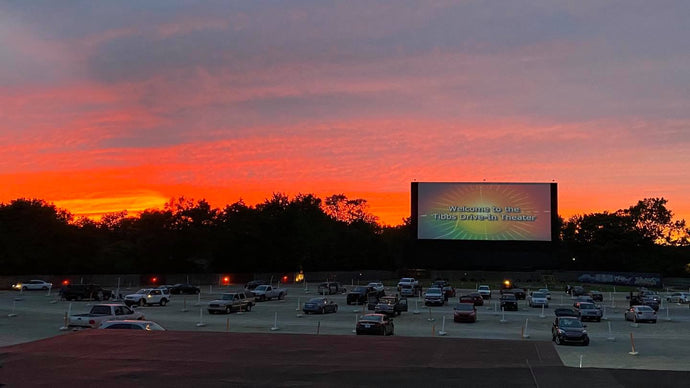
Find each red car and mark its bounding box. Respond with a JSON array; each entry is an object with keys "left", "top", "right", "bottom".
[
  {"left": 453, "top": 303, "right": 477, "bottom": 323},
  {"left": 459, "top": 293, "right": 484, "bottom": 306}
]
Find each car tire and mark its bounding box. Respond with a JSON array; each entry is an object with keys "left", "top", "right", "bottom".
[
  {"left": 139, "top": 299, "right": 146, "bottom": 307},
  {"left": 633, "top": 315, "right": 638, "bottom": 323},
  {"left": 555, "top": 336, "right": 562, "bottom": 345},
  {"left": 226, "top": 306, "right": 231, "bottom": 314},
  {"left": 334, "top": 305, "right": 338, "bottom": 313},
  {"left": 583, "top": 338, "right": 590, "bottom": 346},
  {"left": 160, "top": 299, "right": 167, "bottom": 306},
  {"left": 320, "top": 307, "right": 325, "bottom": 314}
]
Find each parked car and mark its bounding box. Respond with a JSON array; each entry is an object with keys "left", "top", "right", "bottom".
[
  {"left": 347, "top": 286, "right": 376, "bottom": 305},
  {"left": 500, "top": 294, "right": 518, "bottom": 311},
  {"left": 169, "top": 284, "right": 201, "bottom": 295},
  {"left": 366, "top": 282, "right": 386, "bottom": 296},
  {"left": 552, "top": 316, "right": 589, "bottom": 346},
  {"left": 303, "top": 297, "right": 338, "bottom": 314},
  {"left": 666, "top": 292, "right": 689, "bottom": 304},
  {"left": 537, "top": 288, "right": 551, "bottom": 300},
  {"left": 453, "top": 303, "right": 477, "bottom": 323},
  {"left": 500, "top": 288, "right": 526, "bottom": 300},
  {"left": 124, "top": 288, "right": 171, "bottom": 307},
  {"left": 424, "top": 288, "right": 445, "bottom": 306},
  {"left": 252, "top": 285, "right": 287, "bottom": 301},
  {"left": 554, "top": 308, "right": 579, "bottom": 318},
  {"left": 477, "top": 285, "right": 492, "bottom": 299},
  {"left": 459, "top": 293, "right": 484, "bottom": 306},
  {"left": 568, "top": 286, "right": 586, "bottom": 296},
  {"left": 624, "top": 305, "right": 657, "bottom": 323},
  {"left": 588, "top": 290, "right": 604, "bottom": 302},
  {"left": 628, "top": 292, "right": 660, "bottom": 311},
  {"left": 207, "top": 292, "right": 255, "bottom": 314},
  {"left": 69, "top": 303, "right": 145, "bottom": 329},
  {"left": 374, "top": 295, "right": 408, "bottom": 316},
  {"left": 244, "top": 280, "right": 268, "bottom": 292},
  {"left": 527, "top": 292, "right": 549, "bottom": 308},
  {"left": 98, "top": 320, "right": 166, "bottom": 331},
  {"left": 574, "top": 302, "right": 602, "bottom": 322},
  {"left": 317, "top": 282, "right": 347, "bottom": 295},
  {"left": 399, "top": 284, "right": 419, "bottom": 297},
  {"left": 441, "top": 285, "right": 456, "bottom": 300},
  {"left": 61, "top": 284, "right": 112, "bottom": 301},
  {"left": 355, "top": 314, "right": 394, "bottom": 336},
  {"left": 12, "top": 279, "right": 52, "bottom": 291},
  {"left": 572, "top": 296, "right": 595, "bottom": 307}
]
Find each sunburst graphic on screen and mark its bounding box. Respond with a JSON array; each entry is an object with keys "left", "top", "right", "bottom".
[{"left": 418, "top": 183, "right": 551, "bottom": 241}]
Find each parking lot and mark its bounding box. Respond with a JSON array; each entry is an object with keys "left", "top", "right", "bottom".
[{"left": 2, "top": 283, "right": 690, "bottom": 371}]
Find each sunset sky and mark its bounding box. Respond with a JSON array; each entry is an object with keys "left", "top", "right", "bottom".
[{"left": 2, "top": 1, "right": 689, "bottom": 226}]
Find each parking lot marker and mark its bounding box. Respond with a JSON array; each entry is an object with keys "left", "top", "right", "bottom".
[
  {"left": 500, "top": 307, "right": 507, "bottom": 323},
  {"left": 438, "top": 316, "right": 447, "bottom": 336},
  {"left": 427, "top": 307, "right": 434, "bottom": 322},
  {"left": 628, "top": 332, "right": 639, "bottom": 355},
  {"left": 271, "top": 312, "right": 279, "bottom": 331},
  {"left": 539, "top": 305, "right": 545, "bottom": 318},
  {"left": 195, "top": 308, "right": 206, "bottom": 327},
  {"left": 8, "top": 300, "right": 18, "bottom": 317},
  {"left": 352, "top": 315, "right": 357, "bottom": 333},
  {"left": 522, "top": 318, "right": 530, "bottom": 339},
  {"left": 181, "top": 297, "right": 189, "bottom": 312},
  {"left": 607, "top": 321, "right": 615, "bottom": 341}
]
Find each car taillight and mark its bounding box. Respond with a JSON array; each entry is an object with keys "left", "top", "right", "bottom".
[{"left": 89, "top": 320, "right": 95, "bottom": 325}]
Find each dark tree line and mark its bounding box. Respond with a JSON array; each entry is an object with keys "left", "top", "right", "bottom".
[{"left": 1, "top": 195, "right": 688, "bottom": 276}]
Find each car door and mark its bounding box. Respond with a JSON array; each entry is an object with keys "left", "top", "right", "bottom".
[{"left": 397, "top": 298, "right": 408, "bottom": 312}]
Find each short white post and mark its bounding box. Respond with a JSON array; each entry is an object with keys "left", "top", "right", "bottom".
[
  {"left": 522, "top": 318, "right": 530, "bottom": 338},
  {"left": 8, "top": 300, "right": 18, "bottom": 317},
  {"left": 665, "top": 305, "right": 671, "bottom": 321},
  {"left": 579, "top": 354, "right": 583, "bottom": 368},
  {"left": 304, "top": 281, "right": 309, "bottom": 294},
  {"left": 115, "top": 278, "right": 121, "bottom": 301},
  {"left": 539, "top": 304, "right": 545, "bottom": 318},
  {"left": 60, "top": 303, "right": 72, "bottom": 330},
  {"left": 196, "top": 291, "right": 201, "bottom": 306},
  {"left": 500, "top": 307, "right": 507, "bottom": 323},
  {"left": 352, "top": 315, "right": 358, "bottom": 333},
  {"left": 296, "top": 297, "right": 301, "bottom": 311},
  {"left": 271, "top": 312, "right": 280, "bottom": 331},
  {"left": 427, "top": 307, "right": 434, "bottom": 322},
  {"left": 607, "top": 321, "right": 615, "bottom": 341},
  {"left": 602, "top": 305, "right": 608, "bottom": 320},
  {"left": 628, "top": 332, "right": 639, "bottom": 355},
  {"left": 413, "top": 299, "right": 420, "bottom": 314},
  {"left": 46, "top": 284, "right": 52, "bottom": 297},
  {"left": 196, "top": 307, "right": 206, "bottom": 327},
  {"left": 438, "top": 316, "right": 447, "bottom": 336},
  {"left": 181, "top": 297, "right": 189, "bottom": 312},
  {"left": 209, "top": 284, "right": 212, "bottom": 294}
]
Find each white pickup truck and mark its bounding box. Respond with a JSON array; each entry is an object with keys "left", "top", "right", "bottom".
[
  {"left": 251, "top": 285, "right": 287, "bottom": 301},
  {"left": 69, "top": 303, "right": 145, "bottom": 329}
]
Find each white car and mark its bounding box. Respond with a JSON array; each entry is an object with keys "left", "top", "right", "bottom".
[
  {"left": 12, "top": 279, "right": 52, "bottom": 291},
  {"left": 124, "top": 288, "right": 171, "bottom": 307},
  {"left": 98, "top": 320, "right": 166, "bottom": 331},
  {"left": 477, "top": 285, "right": 491, "bottom": 299},
  {"left": 666, "top": 292, "right": 689, "bottom": 304},
  {"left": 367, "top": 282, "right": 385, "bottom": 294},
  {"left": 528, "top": 292, "right": 549, "bottom": 308}
]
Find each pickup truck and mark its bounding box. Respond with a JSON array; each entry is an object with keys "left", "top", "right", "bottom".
[
  {"left": 208, "top": 292, "right": 255, "bottom": 314},
  {"left": 251, "top": 285, "right": 287, "bottom": 301},
  {"left": 69, "top": 303, "right": 145, "bottom": 329},
  {"left": 61, "top": 284, "right": 112, "bottom": 301}
]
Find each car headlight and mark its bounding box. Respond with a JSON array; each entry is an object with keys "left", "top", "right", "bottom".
[
  {"left": 582, "top": 330, "right": 587, "bottom": 334},
  {"left": 557, "top": 329, "right": 565, "bottom": 335}
]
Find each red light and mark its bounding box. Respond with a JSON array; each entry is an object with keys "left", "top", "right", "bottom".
[
  {"left": 282, "top": 276, "right": 288, "bottom": 283},
  {"left": 223, "top": 276, "right": 230, "bottom": 284},
  {"left": 151, "top": 277, "right": 158, "bottom": 283},
  {"left": 62, "top": 280, "right": 70, "bottom": 286}
]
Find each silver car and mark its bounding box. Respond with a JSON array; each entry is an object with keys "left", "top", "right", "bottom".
[
  {"left": 666, "top": 292, "right": 689, "bottom": 304},
  {"left": 624, "top": 305, "right": 657, "bottom": 323}
]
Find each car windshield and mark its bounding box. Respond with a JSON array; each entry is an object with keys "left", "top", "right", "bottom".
[
  {"left": 427, "top": 289, "right": 442, "bottom": 295},
  {"left": 478, "top": 286, "right": 489, "bottom": 290},
  {"left": 353, "top": 287, "right": 368, "bottom": 293},
  {"left": 532, "top": 293, "right": 545, "bottom": 298},
  {"left": 255, "top": 285, "right": 269, "bottom": 291},
  {"left": 539, "top": 289, "right": 549, "bottom": 293},
  {"left": 454, "top": 304, "right": 474, "bottom": 311},
  {"left": 135, "top": 289, "right": 148, "bottom": 294},
  {"left": 361, "top": 315, "right": 383, "bottom": 323},
  {"left": 579, "top": 303, "right": 595, "bottom": 309},
  {"left": 560, "top": 319, "right": 583, "bottom": 328},
  {"left": 221, "top": 294, "right": 236, "bottom": 300},
  {"left": 308, "top": 298, "right": 324, "bottom": 303},
  {"left": 637, "top": 306, "right": 654, "bottom": 312},
  {"left": 503, "top": 295, "right": 516, "bottom": 300}
]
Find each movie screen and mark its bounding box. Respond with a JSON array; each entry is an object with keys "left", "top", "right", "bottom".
[{"left": 415, "top": 182, "right": 555, "bottom": 241}]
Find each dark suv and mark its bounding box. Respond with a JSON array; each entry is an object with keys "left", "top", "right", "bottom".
[
  {"left": 61, "top": 284, "right": 112, "bottom": 301},
  {"left": 347, "top": 286, "right": 375, "bottom": 305}
]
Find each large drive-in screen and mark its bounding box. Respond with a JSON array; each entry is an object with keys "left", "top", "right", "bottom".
[{"left": 414, "top": 182, "right": 556, "bottom": 241}]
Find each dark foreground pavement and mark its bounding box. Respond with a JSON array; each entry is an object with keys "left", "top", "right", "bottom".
[{"left": 1, "top": 331, "right": 688, "bottom": 387}]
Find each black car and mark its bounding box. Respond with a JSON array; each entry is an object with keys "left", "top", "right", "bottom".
[
  {"left": 169, "top": 284, "right": 201, "bottom": 295},
  {"left": 589, "top": 291, "right": 604, "bottom": 302},
  {"left": 303, "top": 297, "right": 338, "bottom": 314},
  {"left": 317, "top": 282, "right": 346, "bottom": 295},
  {"left": 502, "top": 288, "right": 526, "bottom": 300},
  {"left": 500, "top": 294, "right": 518, "bottom": 311},
  {"left": 552, "top": 316, "right": 589, "bottom": 346},
  {"left": 356, "top": 314, "right": 394, "bottom": 336},
  {"left": 61, "top": 284, "right": 112, "bottom": 301},
  {"left": 244, "top": 280, "right": 268, "bottom": 292},
  {"left": 347, "top": 286, "right": 375, "bottom": 305}
]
